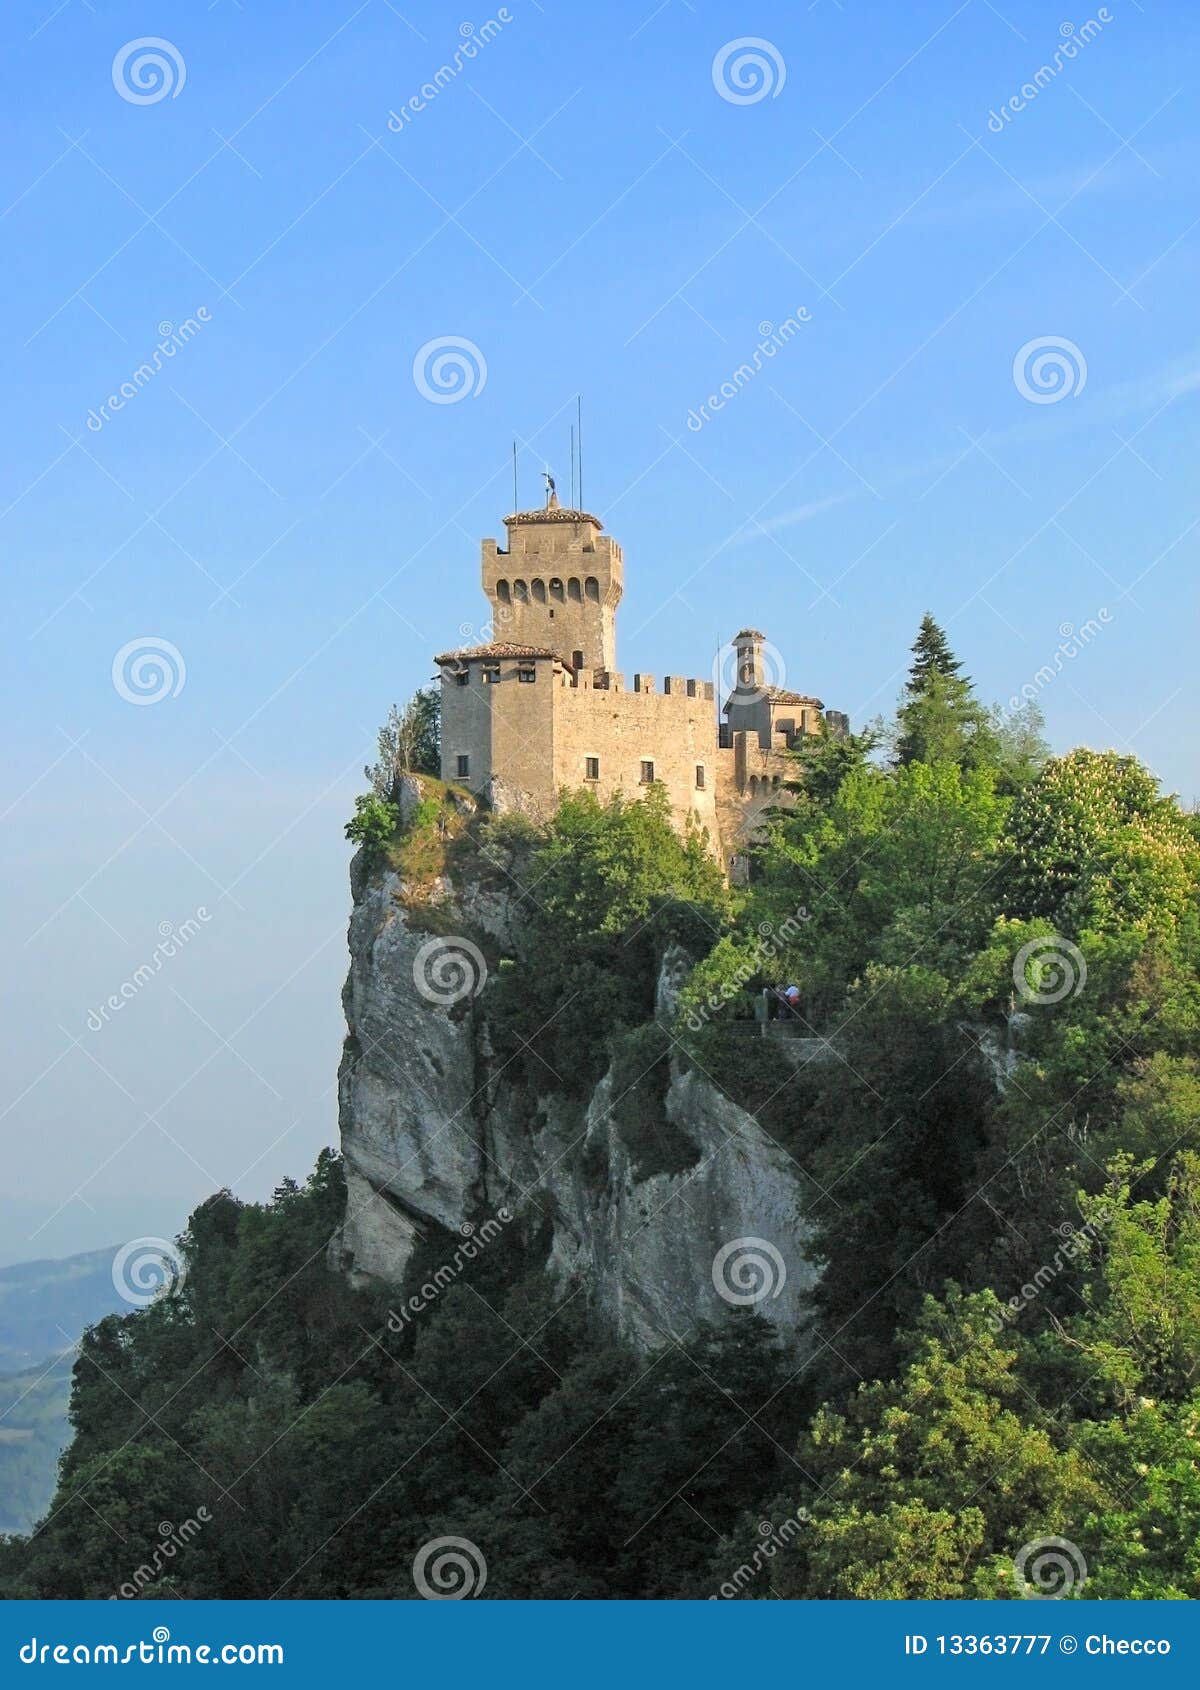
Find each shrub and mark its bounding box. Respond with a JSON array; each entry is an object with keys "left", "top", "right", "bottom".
[{"left": 344, "top": 794, "right": 400, "bottom": 858}]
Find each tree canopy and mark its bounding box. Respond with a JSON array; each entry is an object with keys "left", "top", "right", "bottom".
[{"left": 6, "top": 615, "right": 1199, "bottom": 1602}]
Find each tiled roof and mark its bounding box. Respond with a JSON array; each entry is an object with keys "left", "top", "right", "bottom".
[
  {"left": 765, "top": 686, "right": 823, "bottom": 707},
  {"left": 504, "top": 507, "right": 602, "bottom": 528},
  {"left": 434, "top": 641, "right": 566, "bottom": 664}
]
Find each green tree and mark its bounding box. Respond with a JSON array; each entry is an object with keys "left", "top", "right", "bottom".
[
  {"left": 717, "top": 1290, "right": 1098, "bottom": 1598},
  {"left": 488, "top": 786, "right": 728, "bottom": 1091},
  {"left": 990, "top": 698, "right": 1050, "bottom": 791},
  {"left": 784, "top": 967, "right": 996, "bottom": 1383},
  {"left": 784, "top": 719, "right": 878, "bottom": 808},
  {"left": 344, "top": 793, "right": 400, "bottom": 854},
  {"left": 907, "top": 612, "right": 965, "bottom": 687},
  {"left": 1003, "top": 749, "right": 1200, "bottom": 937},
  {"left": 894, "top": 616, "right": 1000, "bottom": 772},
  {"left": 366, "top": 688, "right": 441, "bottom": 799}
]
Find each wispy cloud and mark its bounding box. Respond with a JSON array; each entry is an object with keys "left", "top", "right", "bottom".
[
  {"left": 730, "top": 353, "right": 1200, "bottom": 545},
  {"left": 734, "top": 490, "right": 863, "bottom": 541},
  {"left": 911, "top": 148, "right": 1175, "bottom": 228}
]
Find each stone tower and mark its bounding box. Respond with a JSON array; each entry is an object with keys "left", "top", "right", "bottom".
[
  {"left": 480, "top": 491, "right": 623, "bottom": 672},
  {"left": 734, "top": 628, "right": 765, "bottom": 692}
]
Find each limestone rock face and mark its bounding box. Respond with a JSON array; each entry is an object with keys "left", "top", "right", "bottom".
[{"left": 333, "top": 853, "right": 819, "bottom": 1351}]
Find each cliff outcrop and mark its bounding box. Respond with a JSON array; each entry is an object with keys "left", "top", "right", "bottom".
[{"left": 332, "top": 794, "right": 819, "bottom": 1350}]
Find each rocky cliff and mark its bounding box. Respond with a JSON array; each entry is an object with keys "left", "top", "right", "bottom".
[{"left": 331, "top": 810, "right": 819, "bottom": 1351}]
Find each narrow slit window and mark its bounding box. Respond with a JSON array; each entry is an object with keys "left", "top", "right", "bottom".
[
  {"left": 640, "top": 760, "right": 654, "bottom": 784},
  {"left": 695, "top": 765, "right": 706, "bottom": 789},
  {"left": 585, "top": 756, "right": 600, "bottom": 780},
  {"left": 456, "top": 754, "right": 469, "bottom": 778}
]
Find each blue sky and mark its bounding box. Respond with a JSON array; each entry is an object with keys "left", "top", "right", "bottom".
[{"left": 1, "top": 0, "right": 1197, "bottom": 1260}]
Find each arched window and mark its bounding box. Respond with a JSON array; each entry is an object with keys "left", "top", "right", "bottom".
[
  {"left": 567, "top": 577, "right": 582, "bottom": 602},
  {"left": 513, "top": 579, "right": 529, "bottom": 603},
  {"left": 584, "top": 576, "right": 599, "bottom": 602},
  {"left": 548, "top": 577, "right": 564, "bottom": 602},
  {"left": 531, "top": 578, "right": 547, "bottom": 603},
  {"left": 496, "top": 579, "right": 511, "bottom": 604}
]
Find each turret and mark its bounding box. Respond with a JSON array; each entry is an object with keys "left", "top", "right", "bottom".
[
  {"left": 481, "top": 493, "right": 623, "bottom": 673},
  {"left": 733, "top": 628, "right": 766, "bottom": 695}
]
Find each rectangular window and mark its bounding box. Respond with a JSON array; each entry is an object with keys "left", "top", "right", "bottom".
[
  {"left": 482, "top": 665, "right": 500, "bottom": 684},
  {"left": 695, "top": 765, "right": 706, "bottom": 789},
  {"left": 518, "top": 667, "right": 536, "bottom": 683},
  {"left": 585, "top": 756, "right": 600, "bottom": 780},
  {"left": 456, "top": 754, "right": 469, "bottom": 778},
  {"left": 454, "top": 670, "right": 469, "bottom": 686},
  {"left": 640, "top": 760, "right": 655, "bottom": 785}
]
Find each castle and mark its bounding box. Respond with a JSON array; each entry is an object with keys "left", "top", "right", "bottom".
[{"left": 435, "top": 489, "right": 847, "bottom": 872}]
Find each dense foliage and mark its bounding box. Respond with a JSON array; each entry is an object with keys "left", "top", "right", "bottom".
[
  {"left": 485, "top": 785, "right": 727, "bottom": 1093},
  {"left": 5, "top": 617, "right": 1198, "bottom": 1600},
  {"left": 0, "top": 1159, "right": 800, "bottom": 1599}
]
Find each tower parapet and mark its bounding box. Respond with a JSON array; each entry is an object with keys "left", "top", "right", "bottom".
[{"left": 482, "top": 497, "right": 622, "bottom": 673}]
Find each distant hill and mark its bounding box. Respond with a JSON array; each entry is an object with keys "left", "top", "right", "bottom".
[
  {"left": 0, "top": 1247, "right": 127, "bottom": 1374},
  {"left": 0, "top": 1355, "right": 74, "bottom": 1536},
  {"left": 0, "top": 1246, "right": 132, "bottom": 1536}
]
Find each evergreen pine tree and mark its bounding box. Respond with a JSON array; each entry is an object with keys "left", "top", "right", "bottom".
[
  {"left": 906, "top": 612, "right": 964, "bottom": 689},
  {"left": 894, "top": 616, "right": 998, "bottom": 770}
]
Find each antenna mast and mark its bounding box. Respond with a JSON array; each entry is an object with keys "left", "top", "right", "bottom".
[
  {"left": 576, "top": 394, "right": 583, "bottom": 509},
  {"left": 512, "top": 440, "right": 518, "bottom": 512}
]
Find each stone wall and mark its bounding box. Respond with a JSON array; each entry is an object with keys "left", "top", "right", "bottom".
[
  {"left": 441, "top": 661, "right": 809, "bottom": 867},
  {"left": 440, "top": 654, "right": 563, "bottom": 817},
  {"left": 553, "top": 671, "right": 722, "bottom": 846},
  {"left": 482, "top": 510, "right": 623, "bottom": 671}
]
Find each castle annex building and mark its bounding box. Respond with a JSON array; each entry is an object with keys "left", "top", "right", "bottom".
[{"left": 435, "top": 491, "right": 847, "bottom": 870}]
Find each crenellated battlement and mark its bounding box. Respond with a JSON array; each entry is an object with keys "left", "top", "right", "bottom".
[
  {"left": 481, "top": 497, "right": 622, "bottom": 672},
  {"left": 438, "top": 494, "right": 845, "bottom": 871}
]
